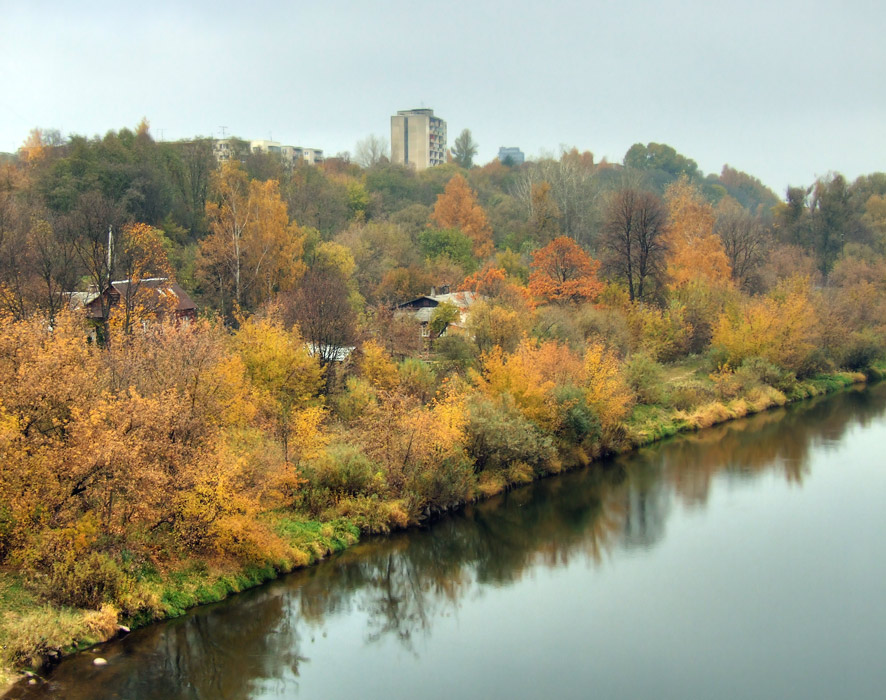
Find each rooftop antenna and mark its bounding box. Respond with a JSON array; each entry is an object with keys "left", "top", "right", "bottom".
[{"left": 219, "top": 126, "right": 228, "bottom": 138}]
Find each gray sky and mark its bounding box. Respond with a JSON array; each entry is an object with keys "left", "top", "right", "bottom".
[{"left": 2, "top": 0, "right": 884, "bottom": 194}]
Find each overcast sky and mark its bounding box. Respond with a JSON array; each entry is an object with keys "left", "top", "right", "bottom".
[{"left": 1, "top": 0, "right": 883, "bottom": 194}]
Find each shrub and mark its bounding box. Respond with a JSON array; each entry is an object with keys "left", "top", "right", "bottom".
[
  {"left": 575, "top": 305, "right": 631, "bottom": 355},
  {"left": 667, "top": 380, "right": 716, "bottom": 411},
  {"left": 434, "top": 334, "right": 477, "bottom": 374},
  {"left": 0, "top": 605, "right": 117, "bottom": 668},
  {"left": 323, "top": 496, "right": 409, "bottom": 534},
  {"left": 47, "top": 552, "right": 133, "bottom": 611},
  {"left": 737, "top": 356, "right": 798, "bottom": 394},
  {"left": 398, "top": 357, "right": 437, "bottom": 403},
  {"left": 839, "top": 329, "right": 885, "bottom": 370},
  {"left": 303, "top": 443, "right": 385, "bottom": 499},
  {"left": 0, "top": 505, "right": 15, "bottom": 562},
  {"left": 552, "top": 385, "right": 601, "bottom": 445},
  {"left": 464, "top": 395, "right": 556, "bottom": 474},
  {"left": 333, "top": 376, "right": 376, "bottom": 422},
  {"left": 403, "top": 454, "right": 474, "bottom": 517},
  {"left": 624, "top": 353, "right": 667, "bottom": 405}
]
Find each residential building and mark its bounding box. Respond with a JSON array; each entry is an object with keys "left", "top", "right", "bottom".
[
  {"left": 80, "top": 278, "right": 197, "bottom": 323},
  {"left": 498, "top": 147, "right": 525, "bottom": 166},
  {"left": 391, "top": 109, "right": 447, "bottom": 171},
  {"left": 395, "top": 288, "right": 480, "bottom": 337},
  {"left": 212, "top": 138, "right": 323, "bottom": 165},
  {"left": 251, "top": 140, "right": 324, "bottom": 165},
  {"left": 213, "top": 138, "right": 250, "bottom": 162}
]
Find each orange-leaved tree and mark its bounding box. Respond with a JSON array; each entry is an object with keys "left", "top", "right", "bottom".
[
  {"left": 430, "top": 174, "right": 494, "bottom": 259},
  {"left": 665, "top": 178, "right": 732, "bottom": 289},
  {"left": 528, "top": 236, "right": 603, "bottom": 304}
]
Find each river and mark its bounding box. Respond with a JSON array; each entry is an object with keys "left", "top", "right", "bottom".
[{"left": 8, "top": 384, "right": 886, "bottom": 699}]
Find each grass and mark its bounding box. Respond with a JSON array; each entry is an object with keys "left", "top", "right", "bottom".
[{"left": 0, "top": 571, "right": 118, "bottom": 677}]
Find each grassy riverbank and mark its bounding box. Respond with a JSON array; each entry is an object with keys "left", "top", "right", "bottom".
[{"left": 2, "top": 361, "right": 881, "bottom": 691}]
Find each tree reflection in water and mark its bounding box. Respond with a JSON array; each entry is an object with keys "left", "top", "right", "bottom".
[{"left": 11, "top": 383, "right": 886, "bottom": 700}]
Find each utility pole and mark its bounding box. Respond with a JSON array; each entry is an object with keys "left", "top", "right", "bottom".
[
  {"left": 219, "top": 126, "right": 228, "bottom": 138},
  {"left": 106, "top": 225, "right": 114, "bottom": 287}
]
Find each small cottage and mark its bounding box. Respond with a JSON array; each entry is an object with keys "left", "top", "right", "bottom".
[
  {"left": 82, "top": 278, "right": 197, "bottom": 322},
  {"left": 396, "top": 289, "right": 480, "bottom": 337}
]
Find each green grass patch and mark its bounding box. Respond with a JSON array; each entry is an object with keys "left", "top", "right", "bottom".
[
  {"left": 625, "top": 404, "right": 688, "bottom": 445},
  {"left": 274, "top": 518, "right": 360, "bottom": 562}
]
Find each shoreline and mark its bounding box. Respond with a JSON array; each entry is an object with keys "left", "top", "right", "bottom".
[{"left": 1, "top": 367, "right": 877, "bottom": 695}]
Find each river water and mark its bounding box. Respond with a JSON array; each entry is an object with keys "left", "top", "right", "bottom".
[{"left": 9, "top": 384, "right": 886, "bottom": 700}]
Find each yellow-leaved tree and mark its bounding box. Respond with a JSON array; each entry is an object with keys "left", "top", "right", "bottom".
[
  {"left": 109, "top": 222, "right": 175, "bottom": 336},
  {"left": 199, "top": 162, "right": 307, "bottom": 316},
  {"left": 711, "top": 275, "right": 820, "bottom": 374},
  {"left": 582, "top": 341, "right": 634, "bottom": 438},
  {"left": 232, "top": 312, "right": 326, "bottom": 463}
]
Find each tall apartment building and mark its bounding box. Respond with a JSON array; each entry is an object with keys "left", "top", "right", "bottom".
[{"left": 390, "top": 109, "right": 447, "bottom": 170}]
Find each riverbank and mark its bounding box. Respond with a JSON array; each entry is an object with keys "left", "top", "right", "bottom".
[{"left": 1, "top": 362, "right": 882, "bottom": 692}]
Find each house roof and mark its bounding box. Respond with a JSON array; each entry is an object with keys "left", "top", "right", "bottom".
[
  {"left": 109, "top": 278, "right": 197, "bottom": 312},
  {"left": 397, "top": 290, "right": 480, "bottom": 311},
  {"left": 83, "top": 278, "right": 197, "bottom": 318},
  {"left": 396, "top": 291, "right": 481, "bottom": 327}
]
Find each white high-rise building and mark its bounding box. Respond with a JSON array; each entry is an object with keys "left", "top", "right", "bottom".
[{"left": 390, "top": 109, "right": 447, "bottom": 171}]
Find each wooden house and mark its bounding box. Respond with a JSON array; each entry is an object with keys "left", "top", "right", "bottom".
[
  {"left": 82, "top": 278, "right": 197, "bottom": 323},
  {"left": 396, "top": 289, "right": 480, "bottom": 337}
]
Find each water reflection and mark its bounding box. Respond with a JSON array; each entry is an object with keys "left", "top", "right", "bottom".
[{"left": 10, "top": 383, "right": 886, "bottom": 700}]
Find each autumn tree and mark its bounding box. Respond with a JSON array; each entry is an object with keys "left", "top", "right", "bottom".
[
  {"left": 809, "top": 174, "right": 856, "bottom": 279},
  {"left": 111, "top": 222, "right": 175, "bottom": 335},
  {"left": 711, "top": 275, "right": 821, "bottom": 375},
  {"left": 0, "top": 175, "right": 37, "bottom": 319},
  {"left": 430, "top": 174, "right": 493, "bottom": 258},
  {"left": 582, "top": 341, "right": 634, "bottom": 438},
  {"left": 233, "top": 313, "right": 325, "bottom": 463},
  {"left": 529, "top": 236, "right": 603, "bottom": 305},
  {"left": 623, "top": 142, "right": 699, "bottom": 182},
  {"left": 664, "top": 178, "right": 732, "bottom": 289},
  {"left": 63, "top": 191, "right": 128, "bottom": 324},
  {"left": 528, "top": 181, "right": 562, "bottom": 245},
  {"left": 600, "top": 188, "right": 669, "bottom": 302},
  {"left": 354, "top": 135, "right": 389, "bottom": 169},
  {"left": 466, "top": 300, "right": 527, "bottom": 354},
  {"left": 198, "top": 162, "right": 306, "bottom": 317},
  {"left": 513, "top": 149, "right": 598, "bottom": 247},
  {"left": 167, "top": 137, "right": 216, "bottom": 236},
  {"left": 282, "top": 261, "right": 357, "bottom": 370}
]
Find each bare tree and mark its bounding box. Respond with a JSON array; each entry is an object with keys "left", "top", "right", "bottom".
[
  {"left": 600, "top": 188, "right": 669, "bottom": 302},
  {"left": 354, "top": 135, "right": 390, "bottom": 169},
  {"left": 511, "top": 148, "right": 600, "bottom": 249},
  {"left": 63, "top": 191, "right": 128, "bottom": 321},
  {"left": 715, "top": 202, "right": 768, "bottom": 291},
  {"left": 282, "top": 264, "right": 356, "bottom": 369}
]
